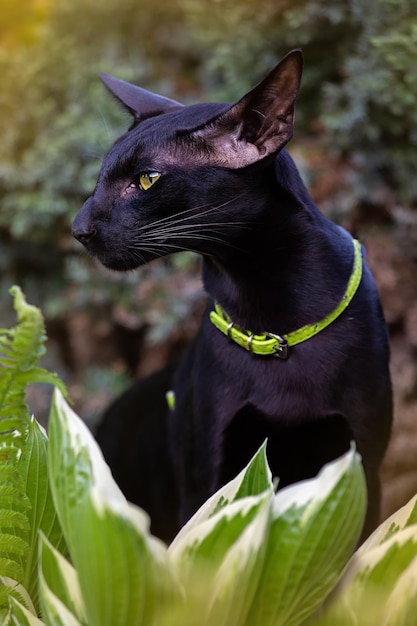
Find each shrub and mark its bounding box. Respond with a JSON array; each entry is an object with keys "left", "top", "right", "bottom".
[{"left": 322, "top": 0, "right": 417, "bottom": 202}]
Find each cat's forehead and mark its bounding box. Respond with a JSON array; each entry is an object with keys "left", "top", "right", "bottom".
[{"left": 102, "top": 101, "right": 230, "bottom": 175}]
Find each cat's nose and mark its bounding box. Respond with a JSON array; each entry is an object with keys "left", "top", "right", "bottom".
[
  {"left": 72, "top": 228, "right": 97, "bottom": 246},
  {"left": 72, "top": 226, "right": 96, "bottom": 245},
  {"left": 72, "top": 198, "right": 97, "bottom": 245}
]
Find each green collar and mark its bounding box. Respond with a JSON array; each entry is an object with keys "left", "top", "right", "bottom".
[{"left": 209, "top": 238, "right": 362, "bottom": 359}]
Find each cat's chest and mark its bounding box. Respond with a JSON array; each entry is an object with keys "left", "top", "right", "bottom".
[{"left": 193, "top": 318, "right": 332, "bottom": 421}]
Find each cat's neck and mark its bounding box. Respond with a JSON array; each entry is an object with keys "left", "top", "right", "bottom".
[{"left": 202, "top": 151, "right": 355, "bottom": 335}]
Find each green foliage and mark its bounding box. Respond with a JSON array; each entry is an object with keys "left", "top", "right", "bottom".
[
  {"left": 43, "top": 388, "right": 367, "bottom": 626},
  {"left": 308, "top": 496, "right": 417, "bottom": 625},
  {"left": 181, "top": 0, "right": 417, "bottom": 200},
  {"left": 0, "top": 0, "right": 205, "bottom": 334},
  {"left": 0, "top": 0, "right": 191, "bottom": 247},
  {"left": 178, "top": 0, "right": 357, "bottom": 123},
  {"left": 322, "top": 0, "right": 417, "bottom": 200},
  {"left": 0, "top": 286, "right": 67, "bottom": 405},
  {"left": 0, "top": 39, "right": 124, "bottom": 244},
  {"left": 2, "top": 287, "right": 417, "bottom": 624},
  {"left": 0, "top": 287, "right": 66, "bottom": 620}
]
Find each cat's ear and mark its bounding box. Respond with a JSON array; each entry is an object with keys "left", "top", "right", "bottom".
[
  {"left": 193, "top": 49, "right": 303, "bottom": 168},
  {"left": 100, "top": 73, "right": 183, "bottom": 122}
]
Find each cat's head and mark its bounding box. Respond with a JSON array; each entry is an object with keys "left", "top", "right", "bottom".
[{"left": 72, "top": 49, "right": 303, "bottom": 271}]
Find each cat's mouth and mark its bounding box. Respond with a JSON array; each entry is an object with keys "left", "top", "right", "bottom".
[
  {"left": 95, "top": 247, "right": 161, "bottom": 272},
  {"left": 73, "top": 226, "right": 163, "bottom": 271}
]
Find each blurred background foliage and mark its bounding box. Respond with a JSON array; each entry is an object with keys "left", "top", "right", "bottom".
[{"left": 0, "top": 0, "right": 416, "bottom": 423}]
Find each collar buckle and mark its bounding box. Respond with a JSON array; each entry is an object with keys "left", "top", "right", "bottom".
[{"left": 265, "top": 333, "right": 289, "bottom": 359}]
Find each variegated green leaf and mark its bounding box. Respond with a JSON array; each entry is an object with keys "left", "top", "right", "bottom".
[
  {"left": 358, "top": 492, "right": 417, "bottom": 553},
  {"left": 7, "top": 597, "right": 45, "bottom": 626},
  {"left": 38, "top": 533, "right": 86, "bottom": 625},
  {"left": 19, "top": 418, "right": 66, "bottom": 610},
  {"left": 170, "top": 493, "right": 270, "bottom": 624},
  {"left": 318, "top": 524, "right": 417, "bottom": 626},
  {"left": 207, "top": 495, "right": 271, "bottom": 626},
  {"left": 247, "top": 446, "right": 366, "bottom": 626},
  {"left": 38, "top": 569, "right": 83, "bottom": 626},
  {"left": 233, "top": 440, "right": 273, "bottom": 500},
  {"left": 48, "top": 388, "right": 180, "bottom": 626},
  {"left": 0, "top": 577, "right": 36, "bottom": 624},
  {"left": 0, "top": 578, "right": 34, "bottom": 610},
  {"left": 383, "top": 545, "right": 417, "bottom": 626},
  {"left": 172, "top": 441, "right": 273, "bottom": 545}
]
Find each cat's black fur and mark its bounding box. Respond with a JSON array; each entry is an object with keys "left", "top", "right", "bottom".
[{"left": 73, "top": 50, "right": 392, "bottom": 543}]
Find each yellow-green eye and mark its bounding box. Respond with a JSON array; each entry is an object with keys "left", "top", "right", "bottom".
[{"left": 139, "top": 171, "right": 161, "bottom": 191}]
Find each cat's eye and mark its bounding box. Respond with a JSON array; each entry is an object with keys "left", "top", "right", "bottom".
[{"left": 138, "top": 171, "right": 161, "bottom": 191}]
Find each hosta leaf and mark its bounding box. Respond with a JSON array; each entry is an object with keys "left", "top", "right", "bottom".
[
  {"left": 48, "top": 388, "right": 180, "bottom": 626},
  {"left": 19, "top": 418, "right": 66, "bottom": 609},
  {"left": 172, "top": 441, "right": 273, "bottom": 545},
  {"left": 358, "top": 492, "right": 417, "bottom": 552},
  {"left": 0, "top": 577, "right": 36, "bottom": 615},
  {"left": 8, "top": 597, "right": 45, "bottom": 626},
  {"left": 170, "top": 493, "right": 271, "bottom": 624},
  {"left": 246, "top": 446, "right": 366, "bottom": 626},
  {"left": 38, "top": 533, "right": 86, "bottom": 625},
  {"left": 383, "top": 546, "right": 417, "bottom": 626},
  {"left": 320, "top": 525, "right": 417, "bottom": 625},
  {"left": 234, "top": 440, "right": 273, "bottom": 501},
  {"left": 38, "top": 571, "right": 82, "bottom": 626},
  {"left": 171, "top": 494, "right": 268, "bottom": 578},
  {"left": 207, "top": 496, "right": 272, "bottom": 626}
]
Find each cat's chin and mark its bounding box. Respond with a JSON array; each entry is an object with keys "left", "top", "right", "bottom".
[
  {"left": 103, "top": 260, "right": 143, "bottom": 272},
  {"left": 97, "top": 254, "right": 145, "bottom": 272},
  {"left": 97, "top": 248, "right": 165, "bottom": 271}
]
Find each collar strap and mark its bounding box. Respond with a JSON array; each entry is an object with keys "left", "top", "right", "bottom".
[{"left": 209, "top": 238, "right": 362, "bottom": 359}]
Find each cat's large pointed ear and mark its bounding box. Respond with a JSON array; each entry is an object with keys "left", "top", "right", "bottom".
[
  {"left": 193, "top": 49, "right": 303, "bottom": 168},
  {"left": 100, "top": 73, "right": 183, "bottom": 122}
]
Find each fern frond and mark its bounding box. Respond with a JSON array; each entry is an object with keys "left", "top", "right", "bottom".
[
  {"left": 0, "top": 559, "right": 24, "bottom": 583},
  {"left": 0, "top": 286, "right": 67, "bottom": 616},
  {"left": 0, "top": 286, "right": 68, "bottom": 423},
  {"left": 0, "top": 535, "right": 29, "bottom": 560},
  {"left": 0, "top": 510, "right": 30, "bottom": 532},
  {"left": 0, "top": 460, "right": 31, "bottom": 582},
  {"left": 0, "top": 484, "right": 31, "bottom": 510}
]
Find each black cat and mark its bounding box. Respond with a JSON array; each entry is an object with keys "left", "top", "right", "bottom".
[{"left": 73, "top": 50, "right": 392, "bottom": 543}]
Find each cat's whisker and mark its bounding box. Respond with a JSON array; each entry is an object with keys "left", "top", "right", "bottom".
[
  {"left": 145, "top": 219, "right": 254, "bottom": 245},
  {"left": 121, "top": 247, "right": 148, "bottom": 267},
  {"left": 133, "top": 194, "right": 247, "bottom": 237},
  {"left": 132, "top": 242, "right": 208, "bottom": 257},
  {"left": 139, "top": 228, "right": 229, "bottom": 243},
  {"left": 135, "top": 233, "right": 246, "bottom": 254},
  {"left": 149, "top": 224, "right": 253, "bottom": 245},
  {"left": 131, "top": 202, "right": 215, "bottom": 236},
  {"left": 150, "top": 233, "right": 235, "bottom": 247},
  {"left": 149, "top": 220, "right": 252, "bottom": 235},
  {"left": 129, "top": 242, "right": 196, "bottom": 258}
]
